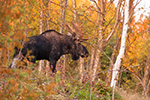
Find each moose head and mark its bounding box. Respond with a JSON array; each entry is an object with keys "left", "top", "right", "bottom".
[{"left": 65, "top": 22, "right": 89, "bottom": 60}]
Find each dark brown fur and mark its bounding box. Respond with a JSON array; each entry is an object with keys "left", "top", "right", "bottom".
[{"left": 9, "top": 30, "right": 89, "bottom": 72}]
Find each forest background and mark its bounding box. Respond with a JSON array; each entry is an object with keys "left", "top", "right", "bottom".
[{"left": 0, "top": 0, "right": 150, "bottom": 99}]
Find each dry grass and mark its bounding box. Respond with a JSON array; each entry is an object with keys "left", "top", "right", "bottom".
[{"left": 116, "top": 88, "right": 149, "bottom": 100}]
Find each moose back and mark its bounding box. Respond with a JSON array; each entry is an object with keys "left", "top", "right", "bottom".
[{"left": 9, "top": 30, "right": 89, "bottom": 72}]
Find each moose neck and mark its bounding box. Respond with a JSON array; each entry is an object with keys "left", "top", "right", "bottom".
[
  {"left": 62, "top": 38, "right": 80, "bottom": 60},
  {"left": 61, "top": 36, "right": 76, "bottom": 55}
]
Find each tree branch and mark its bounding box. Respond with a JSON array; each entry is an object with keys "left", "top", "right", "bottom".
[{"left": 105, "top": 0, "right": 122, "bottom": 43}]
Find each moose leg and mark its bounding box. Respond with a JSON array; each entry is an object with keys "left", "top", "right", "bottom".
[
  {"left": 9, "top": 53, "right": 23, "bottom": 68},
  {"left": 49, "top": 59, "right": 57, "bottom": 73}
]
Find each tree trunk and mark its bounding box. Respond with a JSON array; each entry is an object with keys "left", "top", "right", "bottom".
[
  {"left": 92, "top": 0, "right": 105, "bottom": 81},
  {"left": 79, "top": 57, "right": 84, "bottom": 83},
  {"left": 39, "top": 0, "right": 52, "bottom": 75},
  {"left": 111, "top": 0, "right": 129, "bottom": 88},
  {"left": 90, "top": 0, "right": 121, "bottom": 82},
  {"left": 60, "top": 0, "right": 67, "bottom": 34},
  {"left": 89, "top": 10, "right": 100, "bottom": 77},
  {"left": 72, "top": 0, "right": 77, "bottom": 21},
  {"left": 146, "top": 80, "right": 150, "bottom": 94},
  {"left": 71, "top": 0, "right": 84, "bottom": 83},
  {"left": 89, "top": 47, "right": 95, "bottom": 75},
  {"left": 142, "top": 47, "right": 150, "bottom": 95},
  {"left": 39, "top": 0, "right": 44, "bottom": 74},
  {"left": 46, "top": 0, "right": 50, "bottom": 75},
  {"left": 60, "top": 0, "right": 68, "bottom": 78},
  {"left": 142, "top": 18, "right": 150, "bottom": 96}
]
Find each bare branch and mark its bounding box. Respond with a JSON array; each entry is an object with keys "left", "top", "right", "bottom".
[
  {"left": 105, "top": 0, "right": 122, "bottom": 43},
  {"left": 104, "top": 15, "right": 115, "bottom": 31},
  {"left": 105, "top": 0, "right": 115, "bottom": 12},
  {"left": 130, "top": 0, "right": 142, "bottom": 16},
  {"left": 128, "top": 0, "right": 143, "bottom": 21},
  {"left": 90, "top": 0, "right": 101, "bottom": 12}
]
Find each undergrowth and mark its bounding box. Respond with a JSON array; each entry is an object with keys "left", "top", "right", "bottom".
[{"left": 0, "top": 66, "right": 122, "bottom": 100}]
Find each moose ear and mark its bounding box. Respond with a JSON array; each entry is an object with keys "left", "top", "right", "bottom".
[
  {"left": 67, "top": 32, "right": 72, "bottom": 36},
  {"left": 67, "top": 32, "right": 76, "bottom": 37}
]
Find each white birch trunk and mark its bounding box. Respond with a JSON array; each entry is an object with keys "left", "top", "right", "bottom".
[
  {"left": 79, "top": 57, "right": 84, "bottom": 83},
  {"left": 39, "top": 0, "right": 44, "bottom": 74},
  {"left": 46, "top": 1, "right": 50, "bottom": 75},
  {"left": 110, "top": 0, "right": 129, "bottom": 87},
  {"left": 60, "top": 0, "right": 67, "bottom": 78}
]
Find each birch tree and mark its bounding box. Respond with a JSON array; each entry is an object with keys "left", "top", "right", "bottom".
[
  {"left": 71, "top": 0, "right": 85, "bottom": 83},
  {"left": 39, "top": 0, "right": 51, "bottom": 74},
  {"left": 60, "top": 0, "right": 68, "bottom": 78},
  {"left": 90, "top": 0, "right": 121, "bottom": 81},
  {"left": 110, "top": 0, "right": 129, "bottom": 87},
  {"left": 91, "top": 0, "right": 104, "bottom": 81},
  {"left": 60, "top": 0, "right": 68, "bottom": 34},
  {"left": 39, "top": 0, "right": 44, "bottom": 74},
  {"left": 45, "top": 0, "right": 50, "bottom": 74}
]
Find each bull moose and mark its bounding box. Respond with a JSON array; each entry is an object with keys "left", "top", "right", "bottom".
[{"left": 9, "top": 25, "right": 89, "bottom": 73}]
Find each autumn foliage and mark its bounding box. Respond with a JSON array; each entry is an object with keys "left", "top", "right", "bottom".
[{"left": 0, "top": 0, "right": 150, "bottom": 99}]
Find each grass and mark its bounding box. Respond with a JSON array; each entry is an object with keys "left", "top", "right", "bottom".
[
  {"left": 0, "top": 66, "right": 149, "bottom": 100},
  {"left": 116, "top": 88, "right": 149, "bottom": 100}
]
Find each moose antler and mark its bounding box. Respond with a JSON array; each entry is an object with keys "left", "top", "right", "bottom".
[
  {"left": 65, "top": 23, "right": 76, "bottom": 34},
  {"left": 65, "top": 22, "right": 88, "bottom": 42}
]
